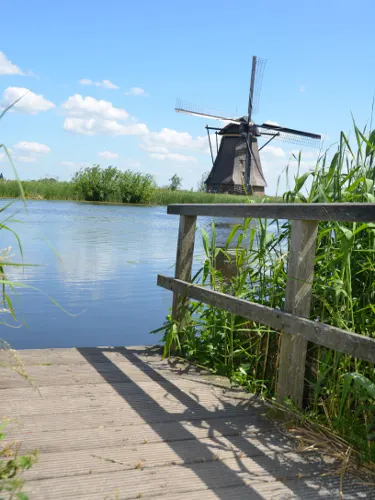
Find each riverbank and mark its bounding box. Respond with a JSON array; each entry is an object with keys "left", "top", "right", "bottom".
[{"left": 0, "top": 180, "right": 277, "bottom": 205}]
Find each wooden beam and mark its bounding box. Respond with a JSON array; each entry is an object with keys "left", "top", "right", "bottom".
[
  {"left": 171, "top": 215, "right": 197, "bottom": 326},
  {"left": 167, "top": 203, "right": 375, "bottom": 222},
  {"left": 157, "top": 275, "right": 375, "bottom": 364},
  {"left": 276, "top": 220, "right": 318, "bottom": 407}
]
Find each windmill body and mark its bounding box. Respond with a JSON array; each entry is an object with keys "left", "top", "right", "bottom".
[
  {"left": 175, "top": 56, "right": 321, "bottom": 196},
  {"left": 205, "top": 120, "right": 266, "bottom": 195}
]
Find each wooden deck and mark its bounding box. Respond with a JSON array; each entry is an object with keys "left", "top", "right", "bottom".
[{"left": 1, "top": 346, "right": 372, "bottom": 499}]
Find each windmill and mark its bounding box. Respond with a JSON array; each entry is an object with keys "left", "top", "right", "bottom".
[{"left": 175, "top": 56, "right": 321, "bottom": 195}]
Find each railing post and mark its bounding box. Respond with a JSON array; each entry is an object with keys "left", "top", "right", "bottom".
[
  {"left": 172, "top": 215, "right": 197, "bottom": 326},
  {"left": 277, "top": 219, "right": 319, "bottom": 408}
]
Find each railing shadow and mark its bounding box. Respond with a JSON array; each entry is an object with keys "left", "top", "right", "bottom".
[{"left": 77, "top": 346, "right": 366, "bottom": 499}]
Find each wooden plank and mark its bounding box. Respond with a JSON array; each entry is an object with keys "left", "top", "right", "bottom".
[
  {"left": 276, "top": 220, "right": 318, "bottom": 407},
  {"left": 22, "top": 434, "right": 300, "bottom": 481},
  {"left": 171, "top": 214, "right": 197, "bottom": 328},
  {"left": 9, "top": 415, "right": 276, "bottom": 453},
  {"left": 3, "top": 347, "right": 372, "bottom": 500},
  {"left": 167, "top": 202, "right": 375, "bottom": 222},
  {"left": 22, "top": 454, "right": 336, "bottom": 500},
  {"left": 157, "top": 275, "right": 375, "bottom": 363}
]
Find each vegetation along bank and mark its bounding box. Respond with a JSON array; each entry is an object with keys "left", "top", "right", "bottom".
[
  {"left": 155, "top": 124, "right": 375, "bottom": 467},
  {"left": 0, "top": 166, "right": 276, "bottom": 205}
]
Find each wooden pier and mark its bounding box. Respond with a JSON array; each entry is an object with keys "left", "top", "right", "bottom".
[
  {"left": 2, "top": 202, "right": 375, "bottom": 498},
  {"left": 1, "top": 346, "right": 373, "bottom": 499}
]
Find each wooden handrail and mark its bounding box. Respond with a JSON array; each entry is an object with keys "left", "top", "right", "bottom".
[
  {"left": 159, "top": 203, "right": 375, "bottom": 408},
  {"left": 157, "top": 275, "right": 375, "bottom": 364},
  {"left": 167, "top": 202, "right": 375, "bottom": 222}
]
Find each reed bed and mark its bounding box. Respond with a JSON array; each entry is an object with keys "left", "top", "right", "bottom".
[
  {"left": 155, "top": 124, "right": 375, "bottom": 465},
  {"left": 0, "top": 170, "right": 277, "bottom": 205}
]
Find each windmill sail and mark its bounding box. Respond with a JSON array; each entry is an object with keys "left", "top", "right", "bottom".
[{"left": 175, "top": 55, "right": 321, "bottom": 197}]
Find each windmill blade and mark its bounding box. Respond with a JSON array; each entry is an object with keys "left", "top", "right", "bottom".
[
  {"left": 247, "top": 56, "right": 266, "bottom": 122},
  {"left": 175, "top": 99, "right": 240, "bottom": 124},
  {"left": 258, "top": 123, "right": 321, "bottom": 148}
]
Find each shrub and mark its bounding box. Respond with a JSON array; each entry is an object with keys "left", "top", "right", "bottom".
[
  {"left": 119, "top": 170, "right": 155, "bottom": 204},
  {"left": 72, "top": 165, "right": 121, "bottom": 202}
]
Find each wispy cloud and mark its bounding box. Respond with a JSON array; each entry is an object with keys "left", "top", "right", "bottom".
[
  {"left": 125, "top": 87, "right": 147, "bottom": 96},
  {"left": 79, "top": 79, "right": 120, "bottom": 90},
  {"left": 0, "top": 51, "right": 25, "bottom": 75},
  {"left": 98, "top": 151, "right": 119, "bottom": 159}
]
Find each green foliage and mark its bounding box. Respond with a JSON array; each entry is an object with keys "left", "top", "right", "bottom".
[
  {"left": 0, "top": 180, "right": 278, "bottom": 205},
  {"left": 155, "top": 121, "right": 375, "bottom": 464},
  {"left": 168, "top": 174, "right": 182, "bottom": 191},
  {"left": 118, "top": 170, "right": 155, "bottom": 204},
  {"left": 72, "top": 165, "right": 121, "bottom": 202},
  {"left": 71, "top": 165, "right": 156, "bottom": 203},
  {"left": 1, "top": 421, "right": 38, "bottom": 500}
]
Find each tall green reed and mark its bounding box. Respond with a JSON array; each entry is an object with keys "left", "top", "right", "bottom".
[{"left": 155, "top": 121, "right": 375, "bottom": 462}]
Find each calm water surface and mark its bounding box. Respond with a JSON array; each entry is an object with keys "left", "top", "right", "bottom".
[{"left": 0, "top": 200, "right": 232, "bottom": 349}]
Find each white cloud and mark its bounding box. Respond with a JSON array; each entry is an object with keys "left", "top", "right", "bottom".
[
  {"left": 64, "top": 117, "right": 148, "bottom": 136},
  {"left": 125, "top": 87, "right": 147, "bottom": 96},
  {"left": 13, "top": 141, "right": 51, "bottom": 155},
  {"left": 143, "top": 128, "right": 207, "bottom": 152},
  {"left": 98, "top": 151, "right": 119, "bottom": 159},
  {"left": 142, "top": 144, "right": 197, "bottom": 163},
  {"left": 61, "top": 94, "right": 148, "bottom": 137},
  {"left": 61, "top": 94, "right": 129, "bottom": 120},
  {"left": 262, "top": 145, "right": 286, "bottom": 158},
  {"left": 150, "top": 151, "right": 198, "bottom": 163},
  {"left": 300, "top": 85, "right": 306, "bottom": 93},
  {"left": 1, "top": 87, "right": 55, "bottom": 114},
  {"left": 0, "top": 51, "right": 24, "bottom": 75},
  {"left": 79, "top": 79, "right": 119, "bottom": 90},
  {"left": 142, "top": 145, "right": 169, "bottom": 154},
  {"left": 14, "top": 155, "right": 37, "bottom": 163},
  {"left": 2, "top": 141, "right": 51, "bottom": 165}
]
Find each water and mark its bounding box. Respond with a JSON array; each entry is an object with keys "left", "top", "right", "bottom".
[{"left": 0, "top": 200, "right": 235, "bottom": 349}]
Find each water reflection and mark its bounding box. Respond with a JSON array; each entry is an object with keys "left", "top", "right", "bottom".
[{"left": 0, "top": 200, "right": 263, "bottom": 349}]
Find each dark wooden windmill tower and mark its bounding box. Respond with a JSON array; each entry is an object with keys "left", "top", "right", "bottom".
[{"left": 175, "top": 56, "right": 321, "bottom": 196}]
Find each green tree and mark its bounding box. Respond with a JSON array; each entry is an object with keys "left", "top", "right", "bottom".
[
  {"left": 169, "top": 174, "right": 182, "bottom": 191},
  {"left": 196, "top": 171, "right": 209, "bottom": 192}
]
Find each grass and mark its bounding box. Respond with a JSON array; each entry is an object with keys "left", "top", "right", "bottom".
[
  {"left": 0, "top": 179, "right": 76, "bottom": 200},
  {"left": 154, "top": 122, "right": 375, "bottom": 467},
  {"left": 0, "top": 178, "right": 278, "bottom": 204}
]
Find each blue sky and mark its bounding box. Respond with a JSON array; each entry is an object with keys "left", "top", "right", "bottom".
[{"left": 1, "top": 0, "right": 374, "bottom": 194}]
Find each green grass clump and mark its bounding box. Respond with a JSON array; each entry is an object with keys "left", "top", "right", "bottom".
[
  {"left": 0, "top": 179, "right": 76, "bottom": 200},
  {"left": 155, "top": 122, "right": 375, "bottom": 464}
]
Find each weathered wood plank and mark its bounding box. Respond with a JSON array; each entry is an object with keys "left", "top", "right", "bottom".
[
  {"left": 23, "top": 454, "right": 336, "bottom": 500},
  {"left": 171, "top": 214, "right": 197, "bottom": 328},
  {"left": 277, "top": 220, "right": 318, "bottom": 407},
  {"left": 157, "top": 275, "right": 375, "bottom": 363},
  {"left": 9, "top": 415, "right": 276, "bottom": 453},
  {"left": 23, "top": 434, "right": 303, "bottom": 481},
  {"left": 167, "top": 202, "right": 375, "bottom": 222},
  {"left": 3, "top": 347, "right": 372, "bottom": 500}
]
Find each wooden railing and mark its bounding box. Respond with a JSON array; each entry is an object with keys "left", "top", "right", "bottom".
[{"left": 157, "top": 203, "right": 375, "bottom": 407}]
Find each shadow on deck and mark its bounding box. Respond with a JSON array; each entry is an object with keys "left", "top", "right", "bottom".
[{"left": 1, "top": 346, "right": 371, "bottom": 499}]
